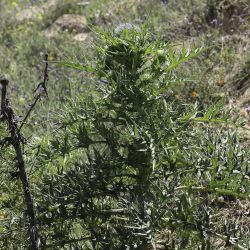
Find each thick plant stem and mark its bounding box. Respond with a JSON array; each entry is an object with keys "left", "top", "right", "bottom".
[{"left": 0, "top": 79, "right": 40, "bottom": 249}]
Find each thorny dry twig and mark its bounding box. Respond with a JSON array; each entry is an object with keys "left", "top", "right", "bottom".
[
  {"left": 0, "top": 54, "right": 49, "bottom": 249},
  {"left": 19, "top": 54, "right": 49, "bottom": 130}
]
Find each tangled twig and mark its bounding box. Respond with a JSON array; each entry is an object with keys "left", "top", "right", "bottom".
[
  {"left": 0, "top": 54, "right": 49, "bottom": 249},
  {"left": 20, "top": 54, "right": 49, "bottom": 130}
]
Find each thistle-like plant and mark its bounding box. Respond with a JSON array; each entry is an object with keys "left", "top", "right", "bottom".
[{"left": 6, "top": 25, "right": 248, "bottom": 249}]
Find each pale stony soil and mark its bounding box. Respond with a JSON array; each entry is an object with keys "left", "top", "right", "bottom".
[
  {"left": 15, "top": 0, "right": 91, "bottom": 43},
  {"left": 16, "top": 0, "right": 70, "bottom": 23},
  {"left": 44, "top": 14, "right": 90, "bottom": 42}
]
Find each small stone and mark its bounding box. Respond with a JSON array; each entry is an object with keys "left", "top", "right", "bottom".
[
  {"left": 73, "top": 33, "right": 89, "bottom": 42},
  {"left": 44, "top": 14, "right": 89, "bottom": 38}
]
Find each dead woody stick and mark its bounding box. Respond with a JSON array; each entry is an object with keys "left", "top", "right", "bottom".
[
  {"left": 0, "top": 78, "right": 40, "bottom": 249},
  {"left": 0, "top": 53, "right": 48, "bottom": 249}
]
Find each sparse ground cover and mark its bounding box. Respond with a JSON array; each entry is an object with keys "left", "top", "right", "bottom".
[{"left": 0, "top": 0, "right": 249, "bottom": 249}]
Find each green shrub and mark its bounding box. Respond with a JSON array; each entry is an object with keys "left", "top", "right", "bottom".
[
  {"left": 1, "top": 25, "right": 249, "bottom": 249},
  {"left": 32, "top": 26, "right": 249, "bottom": 249}
]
